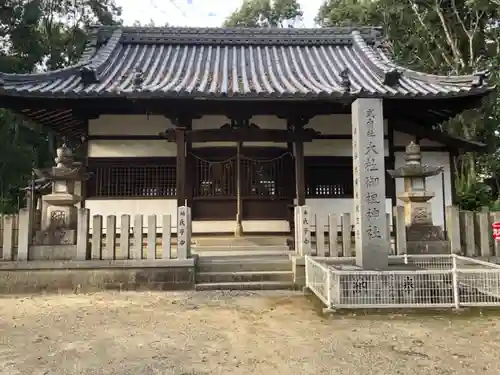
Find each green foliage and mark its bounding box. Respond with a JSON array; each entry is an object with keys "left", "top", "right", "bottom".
[
  {"left": 224, "top": 0, "right": 303, "bottom": 27},
  {"left": 455, "top": 154, "right": 493, "bottom": 210},
  {"left": 317, "top": 0, "right": 500, "bottom": 211},
  {"left": 0, "top": 0, "right": 121, "bottom": 213}
]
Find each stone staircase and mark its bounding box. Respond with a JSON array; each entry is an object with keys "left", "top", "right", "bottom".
[{"left": 193, "top": 236, "right": 295, "bottom": 291}]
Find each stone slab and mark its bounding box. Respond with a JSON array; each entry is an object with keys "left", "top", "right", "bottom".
[
  {"left": 0, "top": 259, "right": 194, "bottom": 270},
  {"left": 194, "top": 236, "right": 287, "bottom": 247},
  {"left": 35, "top": 229, "right": 76, "bottom": 245},
  {"left": 0, "top": 261, "right": 195, "bottom": 293},
  {"left": 406, "top": 225, "right": 445, "bottom": 241},
  {"left": 29, "top": 245, "right": 77, "bottom": 261},
  {"left": 406, "top": 240, "right": 450, "bottom": 254}
]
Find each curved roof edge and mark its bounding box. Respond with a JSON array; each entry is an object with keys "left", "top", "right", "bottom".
[
  {"left": 351, "top": 31, "right": 489, "bottom": 89},
  {"left": 0, "top": 26, "right": 494, "bottom": 100}
]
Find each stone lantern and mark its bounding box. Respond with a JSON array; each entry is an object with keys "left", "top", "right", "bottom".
[
  {"left": 33, "top": 144, "right": 89, "bottom": 245},
  {"left": 388, "top": 141, "right": 448, "bottom": 253}
]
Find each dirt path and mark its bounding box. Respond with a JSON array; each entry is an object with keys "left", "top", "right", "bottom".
[{"left": 0, "top": 291, "right": 499, "bottom": 375}]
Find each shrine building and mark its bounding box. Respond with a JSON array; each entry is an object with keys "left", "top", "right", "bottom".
[{"left": 0, "top": 26, "right": 492, "bottom": 234}]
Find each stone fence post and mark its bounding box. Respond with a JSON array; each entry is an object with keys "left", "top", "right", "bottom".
[
  {"left": 17, "top": 208, "right": 30, "bottom": 261},
  {"left": 296, "top": 206, "right": 311, "bottom": 256},
  {"left": 76, "top": 208, "right": 90, "bottom": 260},
  {"left": 177, "top": 206, "right": 191, "bottom": 259}
]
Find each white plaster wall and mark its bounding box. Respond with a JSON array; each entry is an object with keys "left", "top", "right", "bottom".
[
  {"left": 394, "top": 151, "right": 452, "bottom": 227},
  {"left": 394, "top": 130, "right": 444, "bottom": 147},
  {"left": 304, "top": 139, "right": 389, "bottom": 156},
  {"left": 394, "top": 131, "right": 416, "bottom": 147},
  {"left": 88, "top": 140, "right": 177, "bottom": 157},
  {"left": 88, "top": 114, "right": 172, "bottom": 135},
  {"left": 305, "top": 114, "right": 388, "bottom": 135}
]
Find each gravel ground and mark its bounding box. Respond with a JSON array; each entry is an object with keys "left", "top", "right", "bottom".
[{"left": 1, "top": 291, "right": 500, "bottom": 375}]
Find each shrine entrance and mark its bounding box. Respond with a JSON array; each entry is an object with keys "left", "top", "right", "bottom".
[{"left": 190, "top": 146, "right": 294, "bottom": 221}]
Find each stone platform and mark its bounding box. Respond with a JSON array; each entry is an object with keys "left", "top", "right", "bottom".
[
  {"left": 0, "top": 259, "right": 195, "bottom": 293},
  {"left": 406, "top": 224, "right": 449, "bottom": 254}
]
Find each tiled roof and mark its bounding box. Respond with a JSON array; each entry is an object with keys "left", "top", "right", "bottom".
[{"left": 0, "top": 26, "right": 492, "bottom": 99}]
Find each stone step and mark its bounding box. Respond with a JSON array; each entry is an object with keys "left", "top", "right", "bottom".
[
  {"left": 197, "top": 259, "right": 292, "bottom": 273},
  {"left": 193, "top": 245, "right": 290, "bottom": 252},
  {"left": 197, "top": 270, "right": 293, "bottom": 283},
  {"left": 193, "top": 237, "right": 288, "bottom": 247},
  {"left": 194, "top": 281, "right": 295, "bottom": 291},
  {"left": 195, "top": 249, "right": 292, "bottom": 259}
]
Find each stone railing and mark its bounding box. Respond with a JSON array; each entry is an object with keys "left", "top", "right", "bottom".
[
  {"left": 0, "top": 207, "right": 193, "bottom": 261},
  {"left": 293, "top": 205, "right": 395, "bottom": 257},
  {"left": 293, "top": 205, "right": 500, "bottom": 259},
  {"left": 446, "top": 206, "right": 500, "bottom": 258}
]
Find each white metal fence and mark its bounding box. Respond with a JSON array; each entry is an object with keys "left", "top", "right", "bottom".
[{"left": 305, "top": 254, "right": 500, "bottom": 309}]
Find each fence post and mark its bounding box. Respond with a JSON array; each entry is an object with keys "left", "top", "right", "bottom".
[
  {"left": 2, "top": 215, "right": 14, "bottom": 261},
  {"left": 17, "top": 208, "right": 30, "bottom": 261},
  {"left": 162, "top": 214, "right": 172, "bottom": 259},
  {"left": 477, "top": 210, "right": 492, "bottom": 257},
  {"left": 328, "top": 214, "right": 338, "bottom": 257},
  {"left": 120, "top": 214, "right": 131, "bottom": 260},
  {"left": 298, "top": 206, "right": 312, "bottom": 256},
  {"left": 341, "top": 213, "right": 351, "bottom": 257},
  {"left": 76, "top": 208, "right": 90, "bottom": 261},
  {"left": 393, "top": 206, "right": 407, "bottom": 255},
  {"left": 294, "top": 206, "right": 299, "bottom": 253},
  {"left": 104, "top": 215, "right": 116, "bottom": 260},
  {"left": 296, "top": 207, "right": 304, "bottom": 255},
  {"left": 177, "top": 206, "right": 189, "bottom": 260},
  {"left": 452, "top": 255, "right": 460, "bottom": 309},
  {"left": 326, "top": 267, "right": 332, "bottom": 309},
  {"left": 304, "top": 255, "right": 309, "bottom": 288},
  {"left": 147, "top": 215, "right": 157, "bottom": 260},
  {"left": 492, "top": 211, "right": 500, "bottom": 256},
  {"left": 316, "top": 215, "right": 325, "bottom": 257},
  {"left": 133, "top": 215, "right": 143, "bottom": 259},
  {"left": 91, "top": 215, "right": 103, "bottom": 260},
  {"left": 386, "top": 213, "right": 391, "bottom": 255},
  {"left": 462, "top": 210, "right": 475, "bottom": 257},
  {"left": 446, "top": 206, "right": 461, "bottom": 254}
]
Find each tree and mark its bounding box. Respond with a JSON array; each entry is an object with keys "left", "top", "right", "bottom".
[
  {"left": 317, "top": 0, "right": 500, "bottom": 210},
  {"left": 132, "top": 20, "right": 169, "bottom": 27},
  {"left": 224, "top": 0, "right": 303, "bottom": 27},
  {"left": 0, "top": 0, "right": 122, "bottom": 212}
]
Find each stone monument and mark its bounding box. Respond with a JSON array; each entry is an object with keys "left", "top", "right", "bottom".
[
  {"left": 34, "top": 144, "right": 88, "bottom": 245},
  {"left": 387, "top": 141, "right": 448, "bottom": 253},
  {"left": 351, "top": 98, "right": 391, "bottom": 269}
]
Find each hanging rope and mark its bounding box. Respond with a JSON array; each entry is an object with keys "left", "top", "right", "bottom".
[
  {"left": 189, "top": 151, "right": 292, "bottom": 164},
  {"left": 241, "top": 152, "right": 292, "bottom": 163},
  {"left": 188, "top": 152, "right": 237, "bottom": 164}
]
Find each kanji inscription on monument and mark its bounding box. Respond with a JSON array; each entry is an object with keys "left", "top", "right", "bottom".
[
  {"left": 177, "top": 206, "right": 189, "bottom": 259},
  {"left": 352, "top": 98, "right": 389, "bottom": 269}
]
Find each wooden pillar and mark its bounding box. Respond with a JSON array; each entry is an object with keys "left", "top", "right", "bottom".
[
  {"left": 289, "top": 117, "right": 307, "bottom": 207},
  {"left": 176, "top": 127, "right": 187, "bottom": 207},
  {"left": 235, "top": 141, "right": 243, "bottom": 236},
  {"left": 185, "top": 142, "right": 193, "bottom": 208},
  {"left": 294, "top": 140, "right": 306, "bottom": 206}
]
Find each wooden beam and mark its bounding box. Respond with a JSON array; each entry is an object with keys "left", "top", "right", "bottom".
[{"left": 159, "top": 128, "right": 320, "bottom": 143}]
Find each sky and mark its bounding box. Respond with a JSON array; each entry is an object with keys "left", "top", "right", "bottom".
[{"left": 118, "top": 0, "right": 324, "bottom": 28}]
